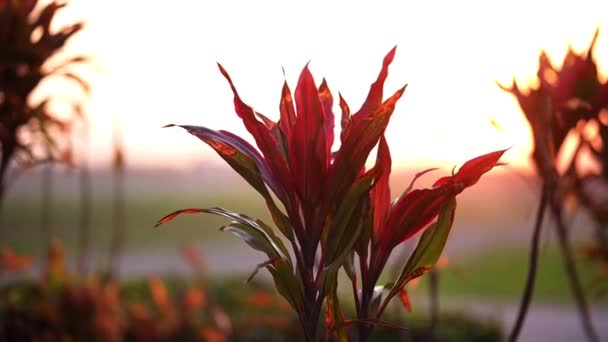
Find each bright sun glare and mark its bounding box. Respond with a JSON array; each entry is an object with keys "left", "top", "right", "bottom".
[{"left": 48, "top": 0, "right": 608, "bottom": 171}]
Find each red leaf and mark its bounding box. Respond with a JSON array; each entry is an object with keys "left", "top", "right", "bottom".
[
  {"left": 354, "top": 46, "right": 397, "bottom": 118},
  {"left": 371, "top": 136, "right": 392, "bottom": 240},
  {"left": 278, "top": 80, "right": 296, "bottom": 140},
  {"left": 291, "top": 64, "right": 328, "bottom": 225},
  {"left": 217, "top": 64, "right": 293, "bottom": 206},
  {"left": 385, "top": 187, "right": 447, "bottom": 248},
  {"left": 398, "top": 288, "right": 412, "bottom": 312},
  {"left": 433, "top": 149, "right": 507, "bottom": 194},
  {"left": 318, "top": 79, "right": 335, "bottom": 165},
  {"left": 328, "top": 85, "right": 407, "bottom": 214},
  {"left": 155, "top": 208, "right": 204, "bottom": 227},
  {"left": 338, "top": 92, "right": 351, "bottom": 143},
  {"left": 255, "top": 112, "right": 277, "bottom": 129}
]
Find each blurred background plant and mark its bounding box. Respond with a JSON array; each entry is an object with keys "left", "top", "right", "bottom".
[
  {"left": 0, "top": 0, "right": 90, "bottom": 208},
  {"left": 499, "top": 28, "right": 608, "bottom": 342}
]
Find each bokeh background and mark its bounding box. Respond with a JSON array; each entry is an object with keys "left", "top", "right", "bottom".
[{"left": 3, "top": 1, "right": 608, "bottom": 341}]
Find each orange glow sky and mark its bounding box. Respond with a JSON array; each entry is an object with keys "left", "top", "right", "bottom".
[{"left": 48, "top": 0, "right": 608, "bottom": 170}]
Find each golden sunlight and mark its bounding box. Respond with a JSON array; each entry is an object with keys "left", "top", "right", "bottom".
[{"left": 50, "top": 0, "right": 608, "bottom": 170}]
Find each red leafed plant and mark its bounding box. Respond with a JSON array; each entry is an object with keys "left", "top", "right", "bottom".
[{"left": 156, "top": 47, "right": 504, "bottom": 341}]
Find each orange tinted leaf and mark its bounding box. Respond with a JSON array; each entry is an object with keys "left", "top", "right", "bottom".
[
  {"left": 0, "top": 247, "right": 33, "bottom": 273},
  {"left": 154, "top": 208, "right": 204, "bottom": 227},
  {"left": 182, "top": 288, "right": 207, "bottom": 311},
  {"left": 398, "top": 288, "right": 412, "bottom": 312},
  {"left": 217, "top": 63, "right": 293, "bottom": 206},
  {"left": 318, "top": 78, "right": 335, "bottom": 163},
  {"left": 371, "top": 136, "right": 391, "bottom": 240},
  {"left": 199, "top": 327, "right": 226, "bottom": 342},
  {"left": 165, "top": 125, "right": 294, "bottom": 240},
  {"left": 148, "top": 277, "right": 170, "bottom": 308},
  {"left": 279, "top": 80, "right": 296, "bottom": 140},
  {"left": 433, "top": 149, "right": 507, "bottom": 193}
]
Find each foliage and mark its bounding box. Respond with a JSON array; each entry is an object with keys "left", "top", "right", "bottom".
[
  {"left": 500, "top": 29, "right": 608, "bottom": 290},
  {"left": 0, "top": 241, "right": 503, "bottom": 342},
  {"left": 157, "top": 48, "right": 504, "bottom": 340},
  {"left": 498, "top": 28, "right": 608, "bottom": 341},
  {"left": 0, "top": 0, "right": 89, "bottom": 197}
]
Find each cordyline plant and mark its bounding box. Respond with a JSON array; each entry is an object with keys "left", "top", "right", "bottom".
[
  {"left": 498, "top": 29, "right": 607, "bottom": 342},
  {"left": 0, "top": 0, "right": 89, "bottom": 204},
  {"left": 156, "top": 47, "right": 504, "bottom": 341}
]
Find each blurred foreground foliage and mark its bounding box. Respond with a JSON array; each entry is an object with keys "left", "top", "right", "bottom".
[{"left": 0, "top": 242, "right": 502, "bottom": 341}]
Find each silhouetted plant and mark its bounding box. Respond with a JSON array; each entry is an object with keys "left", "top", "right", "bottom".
[
  {"left": 499, "top": 29, "right": 608, "bottom": 342},
  {"left": 0, "top": 0, "right": 89, "bottom": 208},
  {"left": 156, "top": 48, "right": 504, "bottom": 341}
]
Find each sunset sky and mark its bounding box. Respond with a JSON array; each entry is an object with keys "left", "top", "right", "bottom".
[{"left": 46, "top": 0, "right": 608, "bottom": 170}]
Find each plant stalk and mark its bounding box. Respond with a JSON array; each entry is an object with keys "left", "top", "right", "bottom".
[
  {"left": 41, "top": 162, "right": 53, "bottom": 258},
  {"left": 108, "top": 156, "right": 125, "bottom": 280},
  {"left": 508, "top": 186, "right": 548, "bottom": 342},
  {"left": 77, "top": 160, "right": 91, "bottom": 276},
  {"left": 551, "top": 202, "right": 599, "bottom": 342}
]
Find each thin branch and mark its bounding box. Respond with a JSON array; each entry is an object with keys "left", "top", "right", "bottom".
[
  {"left": 508, "top": 186, "right": 548, "bottom": 342},
  {"left": 551, "top": 202, "right": 600, "bottom": 342}
]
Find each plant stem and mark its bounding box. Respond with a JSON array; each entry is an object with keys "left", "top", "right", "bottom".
[
  {"left": 299, "top": 240, "right": 321, "bottom": 342},
  {"left": 358, "top": 263, "right": 379, "bottom": 342},
  {"left": 108, "top": 157, "right": 125, "bottom": 280},
  {"left": 77, "top": 161, "right": 91, "bottom": 276},
  {"left": 551, "top": 202, "right": 599, "bottom": 342},
  {"left": 508, "top": 186, "right": 548, "bottom": 342},
  {"left": 41, "top": 162, "right": 53, "bottom": 258},
  {"left": 428, "top": 267, "right": 439, "bottom": 342}
]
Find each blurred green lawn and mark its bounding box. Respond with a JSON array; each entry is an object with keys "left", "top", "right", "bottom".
[
  {"left": 1, "top": 193, "right": 269, "bottom": 255},
  {"left": 3, "top": 192, "right": 606, "bottom": 303},
  {"left": 422, "top": 245, "right": 607, "bottom": 303}
]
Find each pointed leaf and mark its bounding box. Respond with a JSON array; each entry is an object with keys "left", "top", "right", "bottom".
[
  {"left": 338, "top": 92, "right": 350, "bottom": 142},
  {"left": 221, "top": 222, "right": 284, "bottom": 260},
  {"left": 291, "top": 64, "right": 327, "bottom": 225},
  {"left": 354, "top": 46, "right": 397, "bottom": 118},
  {"left": 166, "top": 125, "right": 294, "bottom": 241},
  {"left": 324, "top": 168, "right": 378, "bottom": 269},
  {"left": 328, "top": 85, "right": 407, "bottom": 211},
  {"left": 155, "top": 207, "right": 290, "bottom": 265},
  {"left": 371, "top": 136, "right": 392, "bottom": 240},
  {"left": 278, "top": 80, "right": 296, "bottom": 141},
  {"left": 384, "top": 186, "right": 448, "bottom": 249},
  {"left": 217, "top": 64, "right": 293, "bottom": 207},
  {"left": 433, "top": 149, "right": 507, "bottom": 193},
  {"left": 156, "top": 207, "right": 303, "bottom": 312},
  {"left": 318, "top": 79, "right": 335, "bottom": 163},
  {"left": 384, "top": 197, "right": 457, "bottom": 308}
]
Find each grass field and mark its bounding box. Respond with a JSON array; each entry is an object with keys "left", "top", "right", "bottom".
[
  {"left": 3, "top": 182, "right": 605, "bottom": 303},
  {"left": 421, "top": 245, "right": 607, "bottom": 303},
  {"left": 1, "top": 194, "right": 268, "bottom": 255}
]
